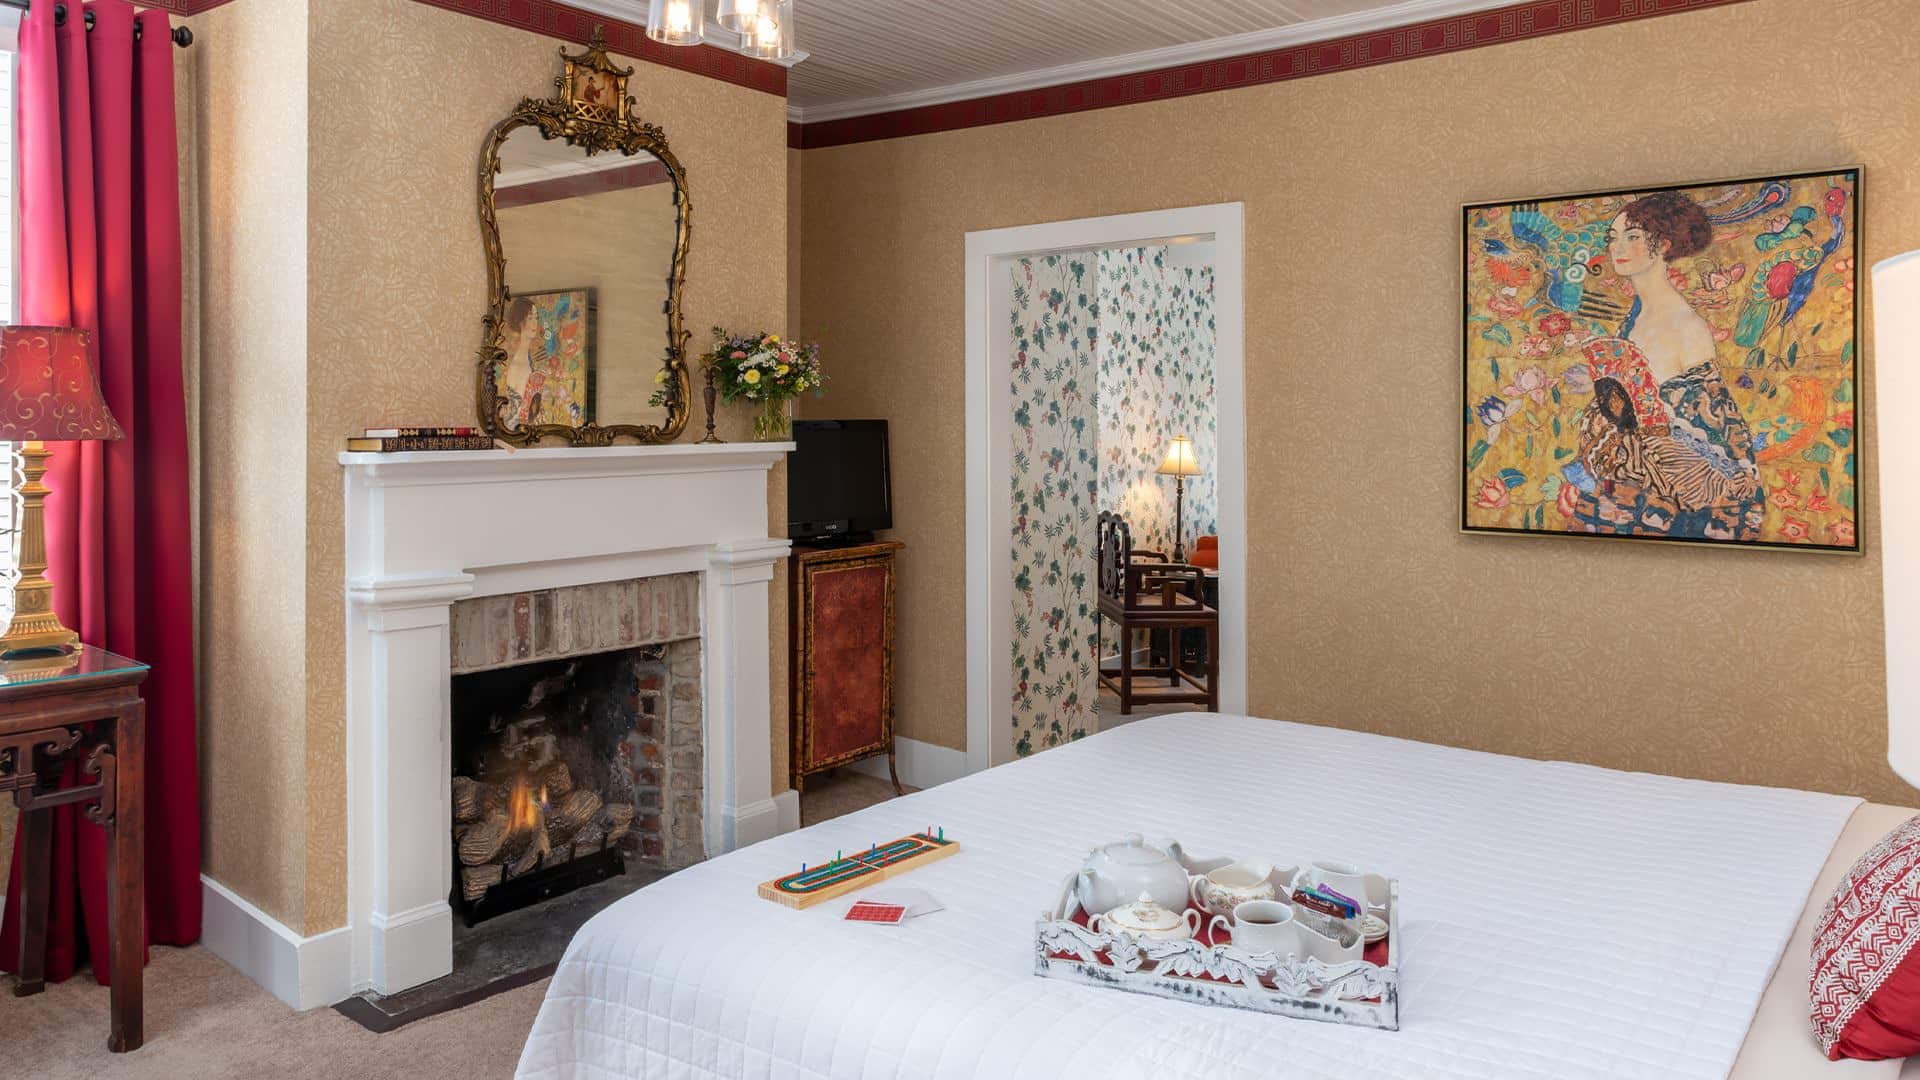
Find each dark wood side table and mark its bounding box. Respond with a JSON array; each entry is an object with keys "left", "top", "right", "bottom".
[
  {"left": 789, "top": 540, "right": 903, "bottom": 793},
  {"left": 0, "top": 645, "right": 149, "bottom": 1052}
]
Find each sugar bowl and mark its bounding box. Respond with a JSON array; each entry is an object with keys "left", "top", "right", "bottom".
[{"left": 1090, "top": 892, "right": 1203, "bottom": 942}]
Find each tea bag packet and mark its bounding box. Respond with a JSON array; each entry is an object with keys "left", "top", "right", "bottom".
[{"left": 1291, "top": 886, "right": 1361, "bottom": 942}]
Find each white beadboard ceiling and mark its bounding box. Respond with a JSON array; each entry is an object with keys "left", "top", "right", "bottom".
[{"left": 567, "top": 0, "right": 1515, "bottom": 122}]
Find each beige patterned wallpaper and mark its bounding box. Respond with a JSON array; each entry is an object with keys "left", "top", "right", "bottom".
[
  {"left": 181, "top": 0, "right": 787, "bottom": 935},
  {"left": 798, "top": 0, "right": 1919, "bottom": 804},
  {"left": 188, "top": 0, "right": 314, "bottom": 926}
]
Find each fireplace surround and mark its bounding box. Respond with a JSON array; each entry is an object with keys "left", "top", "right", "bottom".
[{"left": 332, "top": 443, "right": 795, "bottom": 1000}]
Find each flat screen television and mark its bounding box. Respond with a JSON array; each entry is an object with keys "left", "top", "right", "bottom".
[{"left": 788, "top": 419, "right": 892, "bottom": 544}]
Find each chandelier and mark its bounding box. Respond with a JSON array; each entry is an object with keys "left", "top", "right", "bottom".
[{"left": 647, "top": 0, "right": 804, "bottom": 63}]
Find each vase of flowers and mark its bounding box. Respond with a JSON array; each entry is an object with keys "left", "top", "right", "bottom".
[{"left": 658, "top": 328, "right": 823, "bottom": 442}]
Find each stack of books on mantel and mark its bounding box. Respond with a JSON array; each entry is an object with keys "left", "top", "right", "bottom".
[{"left": 344, "top": 426, "right": 498, "bottom": 452}]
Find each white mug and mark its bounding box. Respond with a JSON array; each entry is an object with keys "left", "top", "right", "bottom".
[
  {"left": 1207, "top": 898, "right": 1298, "bottom": 957},
  {"left": 1189, "top": 859, "right": 1276, "bottom": 916},
  {"left": 1297, "top": 860, "right": 1385, "bottom": 911}
]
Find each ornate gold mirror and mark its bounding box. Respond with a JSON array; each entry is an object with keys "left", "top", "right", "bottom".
[{"left": 476, "top": 29, "right": 691, "bottom": 445}]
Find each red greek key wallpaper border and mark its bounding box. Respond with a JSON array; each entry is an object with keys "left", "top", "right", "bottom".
[
  {"left": 789, "top": 0, "right": 1755, "bottom": 149},
  {"left": 175, "top": 0, "right": 785, "bottom": 97}
]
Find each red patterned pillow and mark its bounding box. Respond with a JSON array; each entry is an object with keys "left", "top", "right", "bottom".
[{"left": 1810, "top": 814, "right": 1920, "bottom": 1060}]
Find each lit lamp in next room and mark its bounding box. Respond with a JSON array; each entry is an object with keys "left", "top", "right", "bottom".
[
  {"left": 0, "top": 326, "right": 123, "bottom": 657},
  {"left": 1157, "top": 433, "right": 1203, "bottom": 564},
  {"left": 1879, "top": 250, "right": 1920, "bottom": 787}
]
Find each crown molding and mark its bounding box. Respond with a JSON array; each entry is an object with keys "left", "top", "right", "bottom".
[
  {"left": 785, "top": 0, "right": 1510, "bottom": 125},
  {"left": 790, "top": 0, "right": 1755, "bottom": 149}
]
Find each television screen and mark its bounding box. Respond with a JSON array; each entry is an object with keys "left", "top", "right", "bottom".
[{"left": 788, "top": 419, "right": 891, "bottom": 542}]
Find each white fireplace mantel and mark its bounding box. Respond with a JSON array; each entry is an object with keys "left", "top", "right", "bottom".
[{"left": 330, "top": 443, "right": 795, "bottom": 1001}]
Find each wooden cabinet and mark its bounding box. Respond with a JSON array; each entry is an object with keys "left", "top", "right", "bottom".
[{"left": 789, "top": 540, "right": 902, "bottom": 793}]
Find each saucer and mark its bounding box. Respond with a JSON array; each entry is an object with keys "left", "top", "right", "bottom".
[{"left": 1361, "top": 914, "right": 1388, "bottom": 944}]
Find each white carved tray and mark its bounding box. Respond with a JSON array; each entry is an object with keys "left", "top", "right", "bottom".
[{"left": 1033, "top": 861, "right": 1401, "bottom": 1031}]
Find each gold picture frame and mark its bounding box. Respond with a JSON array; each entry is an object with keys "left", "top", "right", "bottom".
[{"left": 1460, "top": 167, "right": 1863, "bottom": 554}]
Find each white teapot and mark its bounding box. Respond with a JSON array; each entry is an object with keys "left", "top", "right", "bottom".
[{"left": 1076, "top": 834, "right": 1191, "bottom": 915}]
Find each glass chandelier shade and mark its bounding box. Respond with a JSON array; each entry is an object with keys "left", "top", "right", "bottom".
[
  {"left": 646, "top": 0, "right": 705, "bottom": 46},
  {"left": 714, "top": 0, "right": 767, "bottom": 33},
  {"left": 740, "top": 2, "right": 787, "bottom": 59}
]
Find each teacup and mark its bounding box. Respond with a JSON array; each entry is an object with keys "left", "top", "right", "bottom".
[
  {"left": 1188, "top": 859, "right": 1277, "bottom": 916},
  {"left": 1207, "top": 898, "right": 1298, "bottom": 957}
]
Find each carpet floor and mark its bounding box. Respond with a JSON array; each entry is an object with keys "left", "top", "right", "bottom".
[
  {"left": 6, "top": 769, "right": 908, "bottom": 1078},
  {"left": 7, "top": 945, "right": 548, "bottom": 1080}
]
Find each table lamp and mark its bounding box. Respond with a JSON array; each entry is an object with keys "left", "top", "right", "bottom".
[
  {"left": 0, "top": 326, "right": 123, "bottom": 657},
  {"left": 1156, "top": 433, "right": 1203, "bottom": 564},
  {"left": 1879, "top": 251, "right": 1920, "bottom": 787}
]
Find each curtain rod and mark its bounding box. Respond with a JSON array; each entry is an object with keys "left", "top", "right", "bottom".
[{"left": 0, "top": 0, "right": 196, "bottom": 48}]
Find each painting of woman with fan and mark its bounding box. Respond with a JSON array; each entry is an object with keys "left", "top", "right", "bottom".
[{"left": 1462, "top": 170, "right": 1858, "bottom": 551}]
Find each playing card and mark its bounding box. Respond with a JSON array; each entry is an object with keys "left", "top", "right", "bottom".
[{"left": 845, "top": 900, "right": 909, "bottom": 924}]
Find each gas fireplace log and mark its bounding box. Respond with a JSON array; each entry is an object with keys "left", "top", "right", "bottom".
[
  {"left": 570, "top": 821, "right": 605, "bottom": 856},
  {"left": 550, "top": 789, "right": 602, "bottom": 837},
  {"left": 452, "top": 776, "right": 484, "bottom": 823},
  {"left": 502, "top": 725, "right": 560, "bottom": 773},
  {"left": 542, "top": 762, "right": 574, "bottom": 799},
  {"left": 460, "top": 863, "right": 503, "bottom": 903},
  {"left": 504, "top": 824, "right": 551, "bottom": 879},
  {"left": 459, "top": 810, "right": 511, "bottom": 866}
]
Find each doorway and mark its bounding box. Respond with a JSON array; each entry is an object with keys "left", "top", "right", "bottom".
[{"left": 963, "top": 204, "right": 1248, "bottom": 772}]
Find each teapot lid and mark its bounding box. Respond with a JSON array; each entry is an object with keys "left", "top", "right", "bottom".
[
  {"left": 1098, "top": 833, "right": 1169, "bottom": 867},
  {"left": 1107, "top": 892, "right": 1183, "bottom": 932}
]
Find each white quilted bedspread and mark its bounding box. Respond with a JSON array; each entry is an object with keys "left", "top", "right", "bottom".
[{"left": 515, "top": 713, "right": 1858, "bottom": 1080}]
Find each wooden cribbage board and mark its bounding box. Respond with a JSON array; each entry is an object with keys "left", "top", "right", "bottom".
[{"left": 757, "top": 833, "right": 958, "bottom": 910}]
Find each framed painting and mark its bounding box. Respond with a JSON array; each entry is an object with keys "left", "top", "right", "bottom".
[
  {"left": 498, "top": 287, "right": 597, "bottom": 429},
  {"left": 1461, "top": 168, "right": 1861, "bottom": 553}
]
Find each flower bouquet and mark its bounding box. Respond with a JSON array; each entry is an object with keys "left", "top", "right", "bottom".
[{"left": 658, "top": 327, "right": 824, "bottom": 441}]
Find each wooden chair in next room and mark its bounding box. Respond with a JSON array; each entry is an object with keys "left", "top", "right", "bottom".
[{"left": 1095, "top": 511, "right": 1219, "bottom": 715}]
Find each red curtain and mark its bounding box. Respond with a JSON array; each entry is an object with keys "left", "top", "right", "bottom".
[{"left": 0, "top": 0, "right": 200, "bottom": 985}]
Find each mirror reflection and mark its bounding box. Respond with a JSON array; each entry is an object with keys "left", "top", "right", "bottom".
[{"left": 491, "top": 127, "right": 680, "bottom": 432}]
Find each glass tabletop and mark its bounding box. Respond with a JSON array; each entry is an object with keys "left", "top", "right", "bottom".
[{"left": 0, "top": 643, "right": 148, "bottom": 688}]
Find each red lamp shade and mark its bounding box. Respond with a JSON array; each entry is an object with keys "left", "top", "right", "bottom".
[{"left": 0, "top": 326, "right": 123, "bottom": 443}]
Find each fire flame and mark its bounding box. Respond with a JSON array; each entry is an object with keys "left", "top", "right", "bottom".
[{"left": 507, "top": 776, "right": 548, "bottom": 835}]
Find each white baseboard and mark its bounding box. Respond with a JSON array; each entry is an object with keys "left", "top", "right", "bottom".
[
  {"left": 773, "top": 788, "right": 800, "bottom": 833},
  {"left": 853, "top": 736, "right": 972, "bottom": 790},
  {"left": 200, "top": 874, "right": 351, "bottom": 1011},
  {"left": 367, "top": 900, "right": 453, "bottom": 998},
  {"left": 733, "top": 790, "right": 802, "bottom": 842}
]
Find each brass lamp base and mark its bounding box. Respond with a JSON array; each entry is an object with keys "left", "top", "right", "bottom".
[{"left": 0, "top": 442, "right": 79, "bottom": 657}]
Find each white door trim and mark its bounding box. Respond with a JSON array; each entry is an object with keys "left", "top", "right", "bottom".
[{"left": 963, "top": 203, "right": 1249, "bottom": 774}]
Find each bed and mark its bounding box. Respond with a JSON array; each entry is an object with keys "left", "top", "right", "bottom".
[{"left": 515, "top": 713, "right": 1915, "bottom": 1079}]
